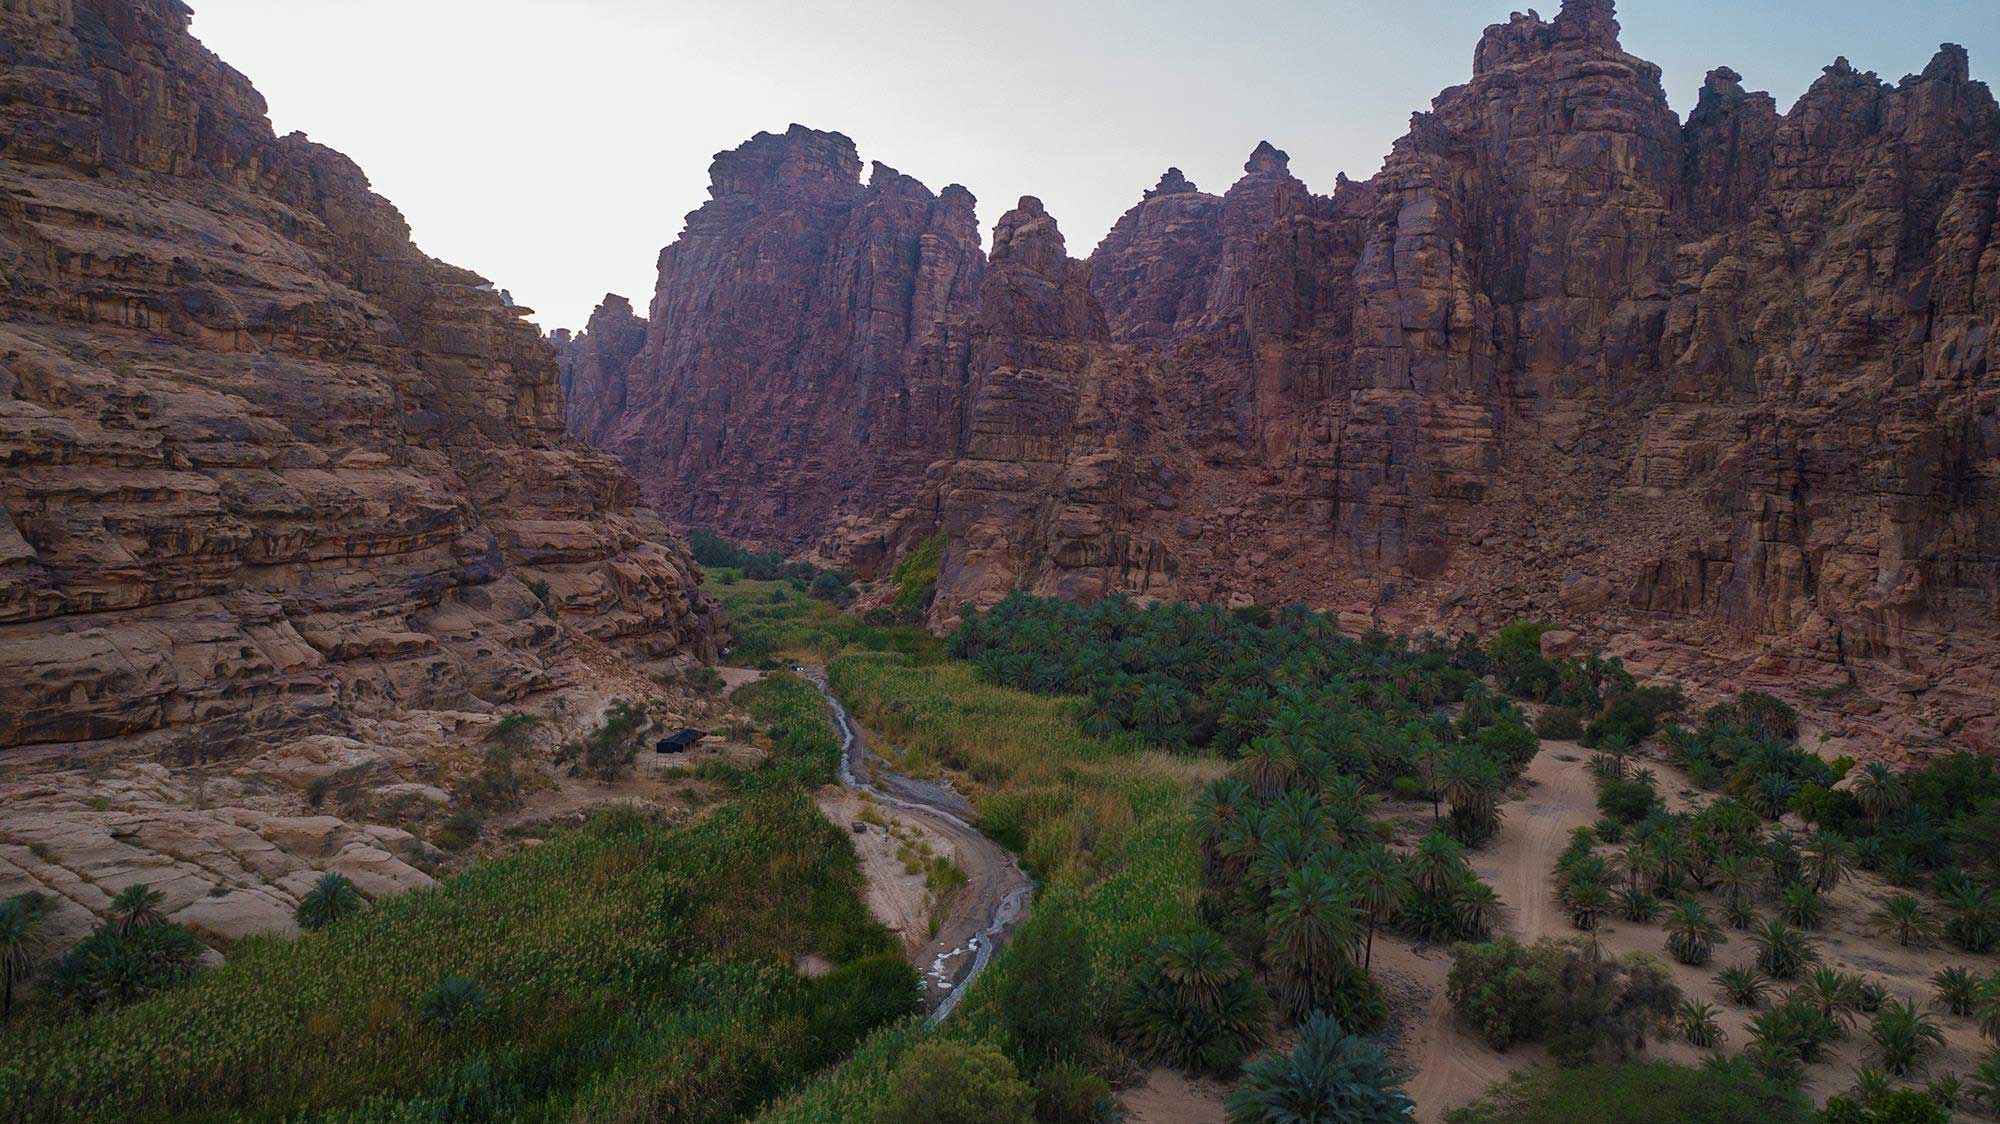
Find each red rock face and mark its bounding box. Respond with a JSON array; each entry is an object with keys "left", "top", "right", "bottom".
[
  {"left": 577, "top": 0, "right": 1999, "bottom": 758},
  {"left": 560, "top": 127, "right": 986, "bottom": 560},
  {"left": 0, "top": 0, "right": 719, "bottom": 755}
]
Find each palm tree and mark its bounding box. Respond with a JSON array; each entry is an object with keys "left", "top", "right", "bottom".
[
  {"left": 1778, "top": 883, "right": 1825, "bottom": 930},
  {"left": 1238, "top": 738, "right": 1297, "bottom": 800},
  {"left": 1408, "top": 832, "right": 1465, "bottom": 898},
  {"left": 1931, "top": 965, "right": 1981, "bottom": 1016},
  {"left": 1971, "top": 1054, "right": 2000, "bottom": 1115},
  {"left": 1723, "top": 894, "right": 1758, "bottom": 933},
  {"left": 1942, "top": 882, "right": 1999, "bottom": 954},
  {"left": 1717, "top": 966, "right": 1770, "bottom": 1009},
  {"left": 1620, "top": 886, "right": 1661, "bottom": 924},
  {"left": 1677, "top": 999, "right": 1725, "bottom": 1048},
  {"left": 1195, "top": 777, "right": 1253, "bottom": 857},
  {"left": 1452, "top": 880, "right": 1500, "bottom": 940},
  {"left": 1850, "top": 1067, "right": 1894, "bottom": 1106},
  {"left": 1804, "top": 832, "right": 1851, "bottom": 894},
  {"left": 1155, "top": 930, "right": 1240, "bottom": 1013},
  {"left": 1850, "top": 761, "right": 1908, "bottom": 825},
  {"left": 1267, "top": 867, "right": 1363, "bottom": 1018},
  {"left": 1793, "top": 967, "right": 1864, "bottom": 1032},
  {"left": 1412, "top": 743, "right": 1447, "bottom": 824},
  {"left": 0, "top": 895, "right": 49, "bottom": 1019},
  {"left": 1977, "top": 976, "right": 2000, "bottom": 1045},
  {"left": 1711, "top": 853, "right": 1758, "bottom": 903},
  {"left": 419, "top": 974, "right": 491, "bottom": 1031},
  {"left": 1871, "top": 998, "right": 1946, "bottom": 1077},
  {"left": 108, "top": 883, "right": 166, "bottom": 934},
  {"left": 295, "top": 872, "right": 364, "bottom": 931},
  {"left": 1751, "top": 919, "right": 1820, "bottom": 980},
  {"left": 1561, "top": 876, "right": 1612, "bottom": 932},
  {"left": 1928, "top": 1072, "right": 1965, "bottom": 1113},
  {"left": 1345, "top": 847, "right": 1406, "bottom": 970},
  {"left": 1224, "top": 1013, "right": 1413, "bottom": 1124},
  {"left": 1873, "top": 893, "right": 1937, "bottom": 948},
  {"left": 1662, "top": 898, "right": 1725, "bottom": 966},
  {"left": 1440, "top": 748, "right": 1503, "bottom": 845}
]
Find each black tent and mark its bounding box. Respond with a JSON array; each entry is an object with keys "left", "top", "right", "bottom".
[{"left": 656, "top": 729, "right": 705, "bottom": 754}]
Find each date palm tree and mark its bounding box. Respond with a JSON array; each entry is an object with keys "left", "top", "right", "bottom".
[
  {"left": 1408, "top": 832, "right": 1466, "bottom": 898},
  {"left": 1971, "top": 1054, "right": 2000, "bottom": 1115},
  {"left": 1931, "top": 965, "right": 1981, "bottom": 1016},
  {"left": 1871, "top": 998, "right": 1945, "bottom": 1077},
  {"left": 1804, "top": 832, "right": 1850, "bottom": 894},
  {"left": 295, "top": 872, "right": 364, "bottom": 931},
  {"left": 1452, "top": 880, "right": 1500, "bottom": 940},
  {"left": 108, "top": 883, "right": 166, "bottom": 934},
  {"left": 0, "top": 895, "right": 49, "bottom": 1019},
  {"left": 1238, "top": 738, "right": 1297, "bottom": 801},
  {"left": 1662, "top": 898, "right": 1725, "bottom": 966},
  {"left": 1345, "top": 847, "right": 1406, "bottom": 970},
  {"left": 1267, "top": 867, "right": 1363, "bottom": 1018},
  {"left": 1751, "top": 918, "right": 1820, "bottom": 980},
  {"left": 1873, "top": 893, "right": 1937, "bottom": 948},
  {"left": 1793, "top": 966, "right": 1864, "bottom": 1033},
  {"left": 1224, "top": 1012, "right": 1412, "bottom": 1124},
  {"left": 1850, "top": 761, "right": 1908, "bottom": 826},
  {"left": 1717, "top": 965, "right": 1771, "bottom": 1008},
  {"left": 1778, "top": 883, "right": 1825, "bottom": 930},
  {"left": 1561, "top": 876, "right": 1612, "bottom": 932},
  {"left": 1677, "top": 999, "right": 1725, "bottom": 1048}
]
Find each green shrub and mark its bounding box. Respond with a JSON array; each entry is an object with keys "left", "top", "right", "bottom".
[
  {"left": 879, "top": 1040, "right": 1033, "bottom": 1124},
  {"left": 890, "top": 534, "right": 946, "bottom": 623},
  {"left": 1445, "top": 1060, "right": 1811, "bottom": 1124},
  {"left": 1032, "top": 1060, "right": 1118, "bottom": 1123},
  {"left": 990, "top": 907, "right": 1093, "bottom": 1064},
  {"left": 795, "top": 954, "right": 921, "bottom": 1069},
  {"left": 1446, "top": 938, "right": 1677, "bottom": 1065},
  {"left": 1536, "top": 707, "right": 1586, "bottom": 740}
]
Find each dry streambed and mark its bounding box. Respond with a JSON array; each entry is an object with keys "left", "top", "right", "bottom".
[{"left": 800, "top": 666, "right": 1032, "bottom": 1020}]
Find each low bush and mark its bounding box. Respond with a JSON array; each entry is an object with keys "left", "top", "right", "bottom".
[
  {"left": 1445, "top": 1060, "right": 1811, "bottom": 1124},
  {"left": 879, "top": 1039, "right": 1033, "bottom": 1124},
  {"left": 1446, "top": 938, "right": 1678, "bottom": 1065}
]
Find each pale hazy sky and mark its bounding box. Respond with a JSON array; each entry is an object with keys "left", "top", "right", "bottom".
[{"left": 185, "top": 1, "right": 2000, "bottom": 331}]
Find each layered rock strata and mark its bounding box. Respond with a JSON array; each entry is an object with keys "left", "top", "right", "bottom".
[
  {"left": 1, "top": 0, "right": 719, "bottom": 940},
  {"left": 573, "top": 0, "right": 1999, "bottom": 758}
]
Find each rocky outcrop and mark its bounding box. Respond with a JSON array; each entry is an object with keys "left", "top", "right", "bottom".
[
  {"left": 577, "top": 0, "right": 1999, "bottom": 759},
  {"left": 553, "top": 294, "right": 648, "bottom": 443},
  {"left": 0, "top": 1, "right": 719, "bottom": 939},
  {"left": 566, "top": 127, "right": 986, "bottom": 554}
]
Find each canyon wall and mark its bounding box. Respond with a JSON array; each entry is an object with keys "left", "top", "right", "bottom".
[
  {"left": 0, "top": 0, "right": 720, "bottom": 760},
  {"left": 568, "top": 0, "right": 1998, "bottom": 757}
]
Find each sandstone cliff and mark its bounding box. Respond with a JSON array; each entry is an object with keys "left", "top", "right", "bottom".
[
  {"left": 558, "top": 126, "right": 986, "bottom": 558},
  {"left": 575, "top": 0, "right": 1999, "bottom": 759},
  {"left": 1, "top": 0, "right": 719, "bottom": 943}
]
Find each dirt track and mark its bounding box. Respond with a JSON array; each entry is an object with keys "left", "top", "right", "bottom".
[{"left": 801, "top": 666, "right": 1033, "bottom": 1020}]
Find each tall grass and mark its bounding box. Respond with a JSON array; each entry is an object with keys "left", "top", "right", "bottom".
[
  {"left": 709, "top": 578, "right": 940, "bottom": 667},
  {"left": 0, "top": 795, "right": 896, "bottom": 1122}
]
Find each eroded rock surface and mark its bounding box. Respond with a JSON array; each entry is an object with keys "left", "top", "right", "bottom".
[
  {"left": 574, "top": 0, "right": 1997, "bottom": 760},
  {"left": 559, "top": 127, "right": 986, "bottom": 560},
  {"left": 0, "top": 0, "right": 720, "bottom": 939}
]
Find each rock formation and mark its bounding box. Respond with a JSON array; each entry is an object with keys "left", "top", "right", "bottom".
[
  {"left": 0, "top": 0, "right": 719, "bottom": 941},
  {"left": 558, "top": 126, "right": 986, "bottom": 557},
  {"left": 573, "top": 0, "right": 1998, "bottom": 759}
]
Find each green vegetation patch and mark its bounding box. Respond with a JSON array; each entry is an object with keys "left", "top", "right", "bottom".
[{"left": 0, "top": 796, "right": 906, "bottom": 1122}]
